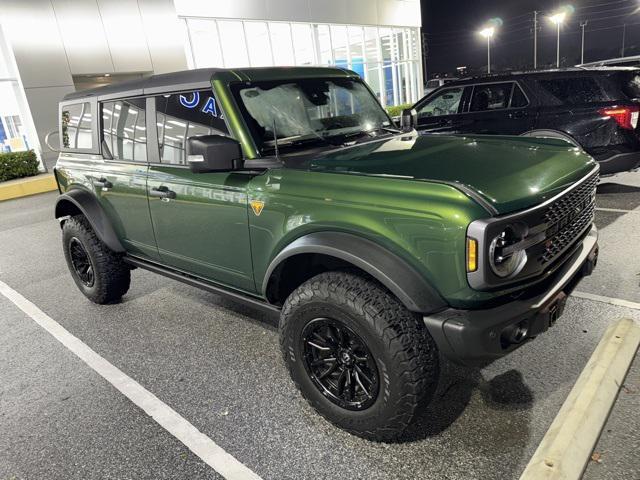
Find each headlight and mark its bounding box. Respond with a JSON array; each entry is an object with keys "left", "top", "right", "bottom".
[{"left": 488, "top": 224, "right": 528, "bottom": 278}]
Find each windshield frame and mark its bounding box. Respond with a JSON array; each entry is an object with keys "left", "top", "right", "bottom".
[{"left": 229, "top": 76, "right": 395, "bottom": 155}]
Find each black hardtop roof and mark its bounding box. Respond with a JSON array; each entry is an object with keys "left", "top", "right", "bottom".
[
  {"left": 63, "top": 66, "right": 355, "bottom": 102},
  {"left": 446, "top": 66, "right": 640, "bottom": 86}
]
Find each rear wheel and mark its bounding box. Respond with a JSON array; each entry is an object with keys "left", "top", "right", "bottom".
[
  {"left": 62, "top": 215, "right": 130, "bottom": 304},
  {"left": 280, "top": 270, "right": 439, "bottom": 441}
]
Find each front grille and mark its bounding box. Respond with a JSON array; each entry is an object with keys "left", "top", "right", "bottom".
[{"left": 537, "top": 171, "right": 598, "bottom": 266}]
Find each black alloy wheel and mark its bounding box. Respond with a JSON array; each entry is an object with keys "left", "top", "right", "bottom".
[
  {"left": 68, "top": 237, "right": 95, "bottom": 287},
  {"left": 302, "top": 317, "right": 379, "bottom": 411}
]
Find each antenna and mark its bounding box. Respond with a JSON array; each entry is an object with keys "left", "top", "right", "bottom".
[{"left": 272, "top": 119, "right": 279, "bottom": 160}]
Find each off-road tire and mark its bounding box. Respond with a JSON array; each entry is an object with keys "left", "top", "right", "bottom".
[
  {"left": 280, "top": 270, "right": 439, "bottom": 441},
  {"left": 62, "top": 215, "right": 130, "bottom": 304}
]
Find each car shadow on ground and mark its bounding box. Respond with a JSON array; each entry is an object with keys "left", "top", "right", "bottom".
[
  {"left": 400, "top": 361, "right": 534, "bottom": 441},
  {"left": 596, "top": 182, "right": 640, "bottom": 195}
]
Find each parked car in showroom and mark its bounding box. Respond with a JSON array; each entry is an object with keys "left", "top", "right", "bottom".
[
  {"left": 54, "top": 67, "right": 598, "bottom": 441},
  {"left": 412, "top": 67, "right": 640, "bottom": 175}
]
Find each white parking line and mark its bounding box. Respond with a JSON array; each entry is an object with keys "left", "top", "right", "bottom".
[
  {"left": 520, "top": 318, "right": 640, "bottom": 480},
  {"left": 595, "top": 207, "right": 640, "bottom": 214},
  {"left": 0, "top": 279, "right": 262, "bottom": 480},
  {"left": 572, "top": 291, "right": 640, "bottom": 311}
]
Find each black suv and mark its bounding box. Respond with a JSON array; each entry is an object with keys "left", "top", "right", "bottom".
[{"left": 412, "top": 67, "right": 640, "bottom": 176}]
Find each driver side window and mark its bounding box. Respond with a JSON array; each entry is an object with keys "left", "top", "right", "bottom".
[{"left": 416, "top": 87, "right": 464, "bottom": 118}]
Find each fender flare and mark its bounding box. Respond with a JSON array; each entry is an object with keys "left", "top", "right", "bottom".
[
  {"left": 520, "top": 129, "right": 582, "bottom": 149},
  {"left": 54, "top": 189, "right": 125, "bottom": 253},
  {"left": 262, "top": 232, "right": 447, "bottom": 314}
]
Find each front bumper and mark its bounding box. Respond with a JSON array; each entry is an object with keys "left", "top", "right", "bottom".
[{"left": 424, "top": 225, "right": 598, "bottom": 365}]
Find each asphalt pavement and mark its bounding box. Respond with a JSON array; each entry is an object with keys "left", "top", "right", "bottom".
[{"left": 1, "top": 172, "right": 639, "bottom": 480}]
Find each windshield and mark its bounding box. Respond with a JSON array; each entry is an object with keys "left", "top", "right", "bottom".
[{"left": 231, "top": 78, "right": 393, "bottom": 152}]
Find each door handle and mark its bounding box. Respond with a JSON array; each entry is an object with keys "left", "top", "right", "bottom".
[
  {"left": 509, "top": 110, "right": 526, "bottom": 119},
  {"left": 93, "top": 177, "right": 113, "bottom": 190},
  {"left": 150, "top": 186, "right": 176, "bottom": 201}
]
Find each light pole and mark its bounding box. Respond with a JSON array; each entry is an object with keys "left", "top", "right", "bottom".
[
  {"left": 549, "top": 12, "right": 567, "bottom": 68},
  {"left": 580, "top": 21, "right": 588, "bottom": 64},
  {"left": 479, "top": 27, "right": 495, "bottom": 74}
]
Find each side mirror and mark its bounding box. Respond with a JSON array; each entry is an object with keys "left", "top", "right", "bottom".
[
  {"left": 400, "top": 108, "right": 418, "bottom": 132},
  {"left": 186, "top": 135, "right": 244, "bottom": 173}
]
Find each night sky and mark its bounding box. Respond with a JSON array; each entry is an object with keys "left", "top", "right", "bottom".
[{"left": 422, "top": 0, "right": 640, "bottom": 77}]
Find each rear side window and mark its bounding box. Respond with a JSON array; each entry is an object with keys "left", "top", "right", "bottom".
[
  {"left": 61, "top": 102, "right": 93, "bottom": 150},
  {"left": 538, "top": 77, "right": 608, "bottom": 105},
  {"left": 155, "top": 90, "right": 229, "bottom": 165},
  {"left": 615, "top": 72, "right": 640, "bottom": 99},
  {"left": 511, "top": 84, "right": 529, "bottom": 108},
  {"left": 469, "top": 83, "right": 512, "bottom": 112},
  {"left": 102, "top": 98, "right": 147, "bottom": 162}
]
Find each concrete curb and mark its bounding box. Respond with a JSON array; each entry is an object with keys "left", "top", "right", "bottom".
[
  {"left": 0, "top": 174, "right": 57, "bottom": 201},
  {"left": 520, "top": 318, "right": 640, "bottom": 480}
]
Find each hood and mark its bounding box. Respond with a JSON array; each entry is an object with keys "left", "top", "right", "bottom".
[{"left": 290, "top": 133, "right": 598, "bottom": 214}]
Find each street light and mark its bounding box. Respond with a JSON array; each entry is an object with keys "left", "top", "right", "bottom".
[
  {"left": 549, "top": 11, "right": 567, "bottom": 68},
  {"left": 479, "top": 27, "right": 495, "bottom": 74}
]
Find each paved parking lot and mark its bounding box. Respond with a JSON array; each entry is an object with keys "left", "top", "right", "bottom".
[{"left": 1, "top": 172, "right": 639, "bottom": 480}]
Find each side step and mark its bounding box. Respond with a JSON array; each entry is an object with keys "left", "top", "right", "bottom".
[{"left": 124, "top": 256, "right": 281, "bottom": 315}]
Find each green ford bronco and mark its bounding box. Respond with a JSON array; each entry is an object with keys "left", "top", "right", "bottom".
[{"left": 54, "top": 67, "right": 599, "bottom": 441}]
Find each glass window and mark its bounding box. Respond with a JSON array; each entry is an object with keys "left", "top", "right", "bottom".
[
  {"left": 102, "top": 98, "right": 146, "bottom": 162},
  {"left": 155, "top": 90, "right": 229, "bottom": 165},
  {"left": 186, "top": 19, "right": 224, "bottom": 67},
  {"left": 416, "top": 87, "right": 464, "bottom": 118},
  {"left": 470, "top": 83, "right": 513, "bottom": 112},
  {"left": 315, "top": 24, "right": 332, "bottom": 65},
  {"left": 62, "top": 102, "right": 93, "bottom": 150},
  {"left": 511, "top": 84, "right": 529, "bottom": 108},
  {"left": 245, "top": 22, "right": 272, "bottom": 67},
  {"left": 291, "top": 23, "right": 314, "bottom": 66},
  {"left": 269, "top": 22, "right": 295, "bottom": 66},
  {"left": 217, "top": 20, "right": 249, "bottom": 68},
  {"left": 348, "top": 26, "right": 365, "bottom": 79},
  {"left": 538, "top": 77, "right": 608, "bottom": 105}
]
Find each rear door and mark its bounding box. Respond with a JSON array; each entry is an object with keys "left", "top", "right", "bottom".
[
  {"left": 64, "top": 97, "right": 159, "bottom": 260},
  {"left": 146, "top": 89, "right": 255, "bottom": 292},
  {"left": 415, "top": 86, "right": 469, "bottom": 133},
  {"left": 458, "top": 81, "right": 534, "bottom": 135}
]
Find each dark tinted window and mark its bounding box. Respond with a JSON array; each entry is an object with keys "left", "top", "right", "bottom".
[
  {"left": 470, "top": 83, "right": 512, "bottom": 112},
  {"left": 511, "top": 84, "right": 528, "bottom": 108},
  {"left": 62, "top": 102, "right": 93, "bottom": 150},
  {"left": 538, "top": 77, "right": 608, "bottom": 105},
  {"left": 615, "top": 72, "right": 640, "bottom": 99},
  {"left": 155, "top": 90, "right": 228, "bottom": 165},
  {"left": 102, "top": 98, "right": 147, "bottom": 162},
  {"left": 416, "top": 87, "right": 464, "bottom": 118}
]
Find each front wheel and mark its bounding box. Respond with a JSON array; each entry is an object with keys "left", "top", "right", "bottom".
[{"left": 280, "top": 271, "right": 440, "bottom": 441}]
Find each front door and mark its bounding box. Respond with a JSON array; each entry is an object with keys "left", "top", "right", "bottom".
[
  {"left": 146, "top": 90, "right": 255, "bottom": 292},
  {"left": 415, "top": 86, "right": 468, "bottom": 134}
]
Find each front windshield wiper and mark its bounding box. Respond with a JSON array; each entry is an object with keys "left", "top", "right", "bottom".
[{"left": 325, "top": 126, "right": 402, "bottom": 142}]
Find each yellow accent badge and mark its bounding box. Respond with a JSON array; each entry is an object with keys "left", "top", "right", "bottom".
[{"left": 250, "top": 200, "right": 265, "bottom": 216}]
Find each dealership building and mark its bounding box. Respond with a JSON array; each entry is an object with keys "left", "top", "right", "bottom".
[{"left": 0, "top": 0, "right": 423, "bottom": 168}]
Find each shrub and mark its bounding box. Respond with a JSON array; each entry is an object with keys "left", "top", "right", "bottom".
[
  {"left": 0, "top": 150, "right": 40, "bottom": 182},
  {"left": 386, "top": 103, "right": 413, "bottom": 118}
]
